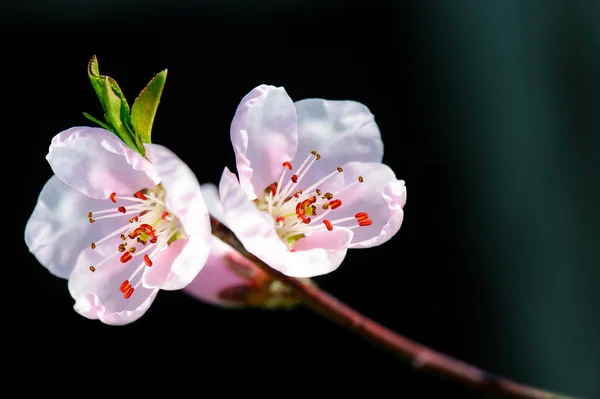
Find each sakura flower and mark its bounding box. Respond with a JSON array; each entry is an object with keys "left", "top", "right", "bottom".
[
  {"left": 219, "top": 85, "right": 407, "bottom": 278},
  {"left": 183, "top": 184, "right": 301, "bottom": 309},
  {"left": 25, "top": 127, "right": 211, "bottom": 325}
]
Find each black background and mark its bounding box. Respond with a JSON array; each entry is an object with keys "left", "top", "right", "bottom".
[{"left": 4, "top": 1, "right": 599, "bottom": 398}]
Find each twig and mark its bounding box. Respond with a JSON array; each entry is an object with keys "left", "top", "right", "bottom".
[{"left": 210, "top": 215, "right": 577, "bottom": 399}]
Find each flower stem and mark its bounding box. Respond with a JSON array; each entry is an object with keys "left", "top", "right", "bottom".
[{"left": 210, "top": 216, "right": 576, "bottom": 399}]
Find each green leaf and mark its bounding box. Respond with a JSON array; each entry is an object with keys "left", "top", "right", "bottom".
[
  {"left": 82, "top": 112, "right": 113, "bottom": 131},
  {"left": 87, "top": 55, "right": 145, "bottom": 156},
  {"left": 131, "top": 69, "right": 168, "bottom": 144}
]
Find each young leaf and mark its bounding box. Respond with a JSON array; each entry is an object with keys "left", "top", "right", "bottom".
[
  {"left": 82, "top": 112, "right": 113, "bottom": 131},
  {"left": 131, "top": 69, "right": 168, "bottom": 144},
  {"left": 86, "top": 55, "right": 145, "bottom": 156}
]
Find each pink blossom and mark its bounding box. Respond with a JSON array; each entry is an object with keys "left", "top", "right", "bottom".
[
  {"left": 25, "top": 127, "right": 212, "bottom": 325},
  {"left": 218, "top": 85, "right": 407, "bottom": 278},
  {"left": 184, "top": 184, "right": 300, "bottom": 309}
]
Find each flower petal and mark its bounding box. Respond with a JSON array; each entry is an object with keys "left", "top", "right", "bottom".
[
  {"left": 200, "top": 183, "right": 225, "bottom": 224},
  {"left": 144, "top": 143, "right": 212, "bottom": 239},
  {"left": 25, "top": 176, "right": 127, "bottom": 279},
  {"left": 142, "top": 235, "right": 211, "bottom": 290},
  {"left": 291, "top": 99, "right": 384, "bottom": 188},
  {"left": 318, "top": 161, "right": 406, "bottom": 248},
  {"left": 219, "top": 167, "right": 350, "bottom": 277},
  {"left": 230, "top": 85, "right": 298, "bottom": 199},
  {"left": 47, "top": 127, "right": 160, "bottom": 200},
  {"left": 69, "top": 245, "right": 159, "bottom": 326},
  {"left": 182, "top": 236, "right": 250, "bottom": 307}
]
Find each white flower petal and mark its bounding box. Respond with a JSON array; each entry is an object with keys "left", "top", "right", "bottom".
[
  {"left": 25, "top": 176, "right": 127, "bottom": 279},
  {"left": 291, "top": 99, "right": 383, "bottom": 188},
  {"left": 183, "top": 236, "right": 249, "bottom": 307},
  {"left": 219, "top": 167, "right": 351, "bottom": 277},
  {"left": 47, "top": 127, "right": 160, "bottom": 200},
  {"left": 200, "top": 183, "right": 225, "bottom": 224},
  {"left": 317, "top": 161, "right": 406, "bottom": 248},
  {"left": 230, "top": 85, "right": 298, "bottom": 199},
  {"left": 69, "top": 246, "right": 159, "bottom": 326}
]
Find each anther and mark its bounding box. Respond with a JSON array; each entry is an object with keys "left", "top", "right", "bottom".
[
  {"left": 359, "top": 219, "right": 373, "bottom": 227},
  {"left": 120, "top": 252, "right": 133, "bottom": 263},
  {"left": 134, "top": 191, "right": 147, "bottom": 200},
  {"left": 358, "top": 176, "right": 364, "bottom": 183},
  {"left": 144, "top": 254, "right": 153, "bottom": 267},
  {"left": 161, "top": 212, "right": 169, "bottom": 220},
  {"left": 302, "top": 217, "right": 311, "bottom": 224},
  {"left": 124, "top": 287, "right": 134, "bottom": 299},
  {"left": 120, "top": 234, "right": 126, "bottom": 241},
  {"left": 291, "top": 174, "right": 298, "bottom": 183},
  {"left": 89, "top": 218, "right": 96, "bottom": 224},
  {"left": 270, "top": 183, "right": 277, "bottom": 196},
  {"left": 89, "top": 266, "right": 96, "bottom": 272},
  {"left": 129, "top": 216, "right": 139, "bottom": 223},
  {"left": 323, "top": 220, "right": 333, "bottom": 231},
  {"left": 337, "top": 166, "right": 343, "bottom": 172},
  {"left": 87, "top": 212, "right": 92, "bottom": 218},
  {"left": 276, "top": 216, "right": 285, "bottom": 223},
  {"left": 322, "top": 203, "right": 330, "bottom": 210},
  {"left": 110, "top": 192, "right": 117, "bottom": 203},
  {"left": 355, "top": 212, "right": 369, "bottom": 221},
  {"left": 118, "top": 206, "right": 126, "bottom": 213},
  {"left": 128, "top": 247, "right": 136, "bottom": 253},
  {"left": 329, "top": 199, "right": 342, "bottom": 209},
  {"left": 282, "top": 161, "right": 292, "bottom": 170},
  {"left": 316, "top": 189, "right": 322, "bottom": 195},
  {"left": 119, "top": 280, "right": 130, "bottom": 292},
  {"left": 90, "top": 243, "right": 96, "bottom": 249}
]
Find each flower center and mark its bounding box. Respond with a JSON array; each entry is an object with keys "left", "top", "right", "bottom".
[
  {"left": 256, "top": 150, "right": 373, "bottom": 251},
  {"left": 87, "top": 186, "right": 182, "bottom": 299}
]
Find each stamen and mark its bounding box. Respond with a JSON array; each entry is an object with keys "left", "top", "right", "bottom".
[
  {"left": 124, "top": 286, "right": 134, "bottom": 299},
  {"left": 134, "top": 191, "right": 147, "bottom": 200},
  {"left": 358, "top": 176, "right": 364, "bottom": 183},
  {"left": 358, "top": 219, "right": 373, "bottom": 227},
  {"left": 291, "top": 174, "right": 298, "bottom": 183},
  {"left": 89, "top": 266, "right": 96, "bottom": 272},
  {"left": 329, "top": 199, "right": 342, "bottom": 209},
  {"left": 144, "top": 254, "right": 153, "bottom": 267},
  {"left": 110, "top": 192, "right": 117, "bottom": 203},
  {"left": 120, "top": 252, "right": 133, "bottom": 263},
  {"left": 282, "top": 161, "right": 292, "bottom": 170},
  {"left": 90, "top": 243, "right": 96, "bottom": 249},
  {"left": 118, "top": 206, "right": 127, "bottom": 213},
  {"left": 323, "top": 220, "right": 333, "bottom": 231}
]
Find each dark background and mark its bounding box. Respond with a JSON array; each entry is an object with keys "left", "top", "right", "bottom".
[{"left": 4, "top": 1, "right": 599, "bottom": 397}]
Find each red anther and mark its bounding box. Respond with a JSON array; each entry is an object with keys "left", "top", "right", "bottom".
[
  {"left": 129, "top": 216, "right": 139, "bottom": 223},
  {"left": 293, "top": 192, "right": 299, "bottom": 198},
  {"left": 289, "top": 248, "right": 296, "bottom": 252},
  {"left": 296, "top": 202, "right": 304, "bottom": 216},
  {"left": 309, "top": 195, "right": 317, "bottom": 204},
  {"left": 150, "top": 237, "right": 157, "bottom": 244},
  {"left": 134, "top": 191, "right": 147, "bottom": 200},
  {"left": 329, "top": 199, "right": 342, "bottom": 209},
  {"left": 124, "top": 286, "right": 134, "bottom": 299},
  {"left": 358, "top": 219, "right": 373, "bottom": 227},
  {"left": 118, "top": 206, "right": 127, "bottom": 213},
  {"left": 161, "top": 212, "right": 169, "bottom": 220},
  {"left": 110, "top": 192, "right": 117, "bottom": 203},
  {"left": 276, "top": 216, "right": 285, "bottom": 223},
  {"left": 323, "top": 220, "right": 333, "bottom": 231},
  {"left": 302, "top": 217, "right": 311, "bottom": 224},
  {"left": 355, "top": 212, "right": 369, "bottom": 220},
  {"left": 128, "top": 232, "right": 137, "bottom": 239},
  {"left": 291, "top": 174, "right": 298, "bottom": 183},
  {"left": 139, "top": 223, "right": 153, "bottom": 232},
  {"left": 144, "top": 254, "right": 153, "bottom": 267},
  {"left": 119, "top": 280, "right": 130, "bottom": 292},
  {"left": 120, "top": 252, "right": 133, "bottom": 263},
  {"left": 282, "top": 161, "right": 292, "bottom": 170},
  {"left": 270, "top": 183, "right": 277, "bottom": 196}
]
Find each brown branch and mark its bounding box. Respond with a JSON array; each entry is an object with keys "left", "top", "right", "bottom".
[{"left": 210, "top": 215, "right": 577, "bottom": 399}]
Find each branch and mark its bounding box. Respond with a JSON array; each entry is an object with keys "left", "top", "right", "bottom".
[{"left": 210, "top": 216, "right": 577, "bottom": 399}]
